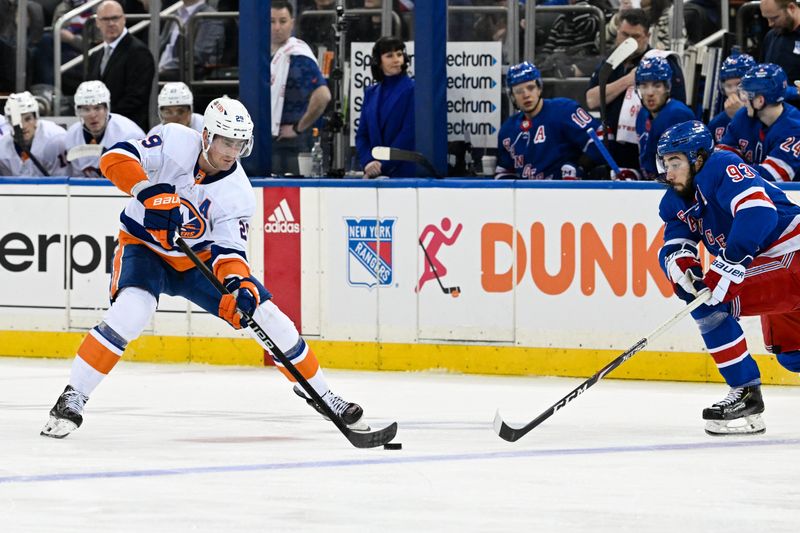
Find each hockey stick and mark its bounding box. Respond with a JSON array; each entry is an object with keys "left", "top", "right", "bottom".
[
  {"left": 66, "top": 144, "right": 104, "bottom": 162},
  {"left": 418, "top": 238, "right": 461, "bottom": 297},
  {"left": 585, "top": 128, "right": 621, "bottom": 176},
  {"left": 494, "top": 289, "right": 711, "bottom": 442},
  {"left": 598, "top": 37, "right": 638, "bottom": 148},
  {"left": 175, "top": 238, "right": 398, "bottom": 449},
  {"left": 12, "top": 126, "right": 50, "bottom": 176},
  {"left": 371, "top": 146, "right": 443, "bottom": 179}
]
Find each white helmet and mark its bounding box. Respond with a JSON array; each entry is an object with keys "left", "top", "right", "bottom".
[
  {"left": 74, "top": 80, "right": 111, "bottom": 115},
  {"left": 4, "top": 91, "right": 39, "bottom": 127},
  {"left": 158, "top": 82, "right": 194, "bottom": 109},
  {"left": 203, "top": 97, "right": 254, "bottom": 157}
]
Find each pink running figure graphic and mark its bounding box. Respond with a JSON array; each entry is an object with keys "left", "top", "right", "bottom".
[{"left": 416, "top": 217, "right": 463, "bottom": 297}]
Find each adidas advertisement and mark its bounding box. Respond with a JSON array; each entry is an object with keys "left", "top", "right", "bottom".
[{"left": 265, "top": 198, "right": 300, "bottom": 234}]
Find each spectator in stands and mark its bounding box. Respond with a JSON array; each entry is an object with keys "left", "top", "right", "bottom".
[
  {"left": 147, "top": 82, "right": 204, "bottom": 137},
  {"left": 0, "top": 91, "right": 68, "bottom": 177},
  {"left": 64, "top": 80, "right": 144, "bottom": 177},
  {"left": 585, "top": 8, "right": 686, "bottom": 170},
  {"left": 356, "top": 36, "right": 415, "bottom": 178},
  {"left": 495, "top": 62, "right": 607, "bottom": 180},
  {"left": 0, "top": 0, "right": 44, "bottom": 92},
  {"left": 158, "top": 0, "right": 225, "bottom": 81},
  {"left": 760, "top": 0, "right": 800, "bottom": 87},
  {"left": 683, "top": 0, "right": 720, "bottom": 44},
  {"left": 32, "top": 0, "right": 95, "bottom": 92},
  {"left": 634, "top": 56, "right": 694, "bottom": 179},
  {"left": 270, "top": 0, "right": 331, "bottom": 175},
  {"left": 535, "top": 0, "right": 611, "bottom": 78},
  {"left": 297, "top": 0, "right": 336, "bottom": 57},
  {"left": 717, "top": 63, "right": 800, "bottom": 182},
  {"left": 87, "top": 1, "right": 154, "bottom": 131},
  {"left": 707, "top": 53, "right": 756, "bottom": 142}
]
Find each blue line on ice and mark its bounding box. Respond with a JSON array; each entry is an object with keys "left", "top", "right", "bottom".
[{"left": 3, "top": 438, "right": 798, "bottom": 485}]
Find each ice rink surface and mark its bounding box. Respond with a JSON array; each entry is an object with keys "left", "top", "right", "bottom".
[{"left": 2, "top": 357, "right": 800, "bottom": 533}]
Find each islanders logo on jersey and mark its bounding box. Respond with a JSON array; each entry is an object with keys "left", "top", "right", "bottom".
[
  {"left": 345, "top": 218, "right": 395, "bottom": 288},
  {"left": 179, "top": 199, "right": 207, "bottom": 240}
]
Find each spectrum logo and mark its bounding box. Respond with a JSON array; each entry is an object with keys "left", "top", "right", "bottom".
[{"left": 265, "top": 198, "right": 300, "bottom": 234}]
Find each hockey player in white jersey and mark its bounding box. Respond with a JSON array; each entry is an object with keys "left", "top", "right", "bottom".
[
  {"left": 0, "top": 91, "right": 68, "bottom": 176},
  {"left": 41, "top": 97, "right": 367, "bottom": 439},
  {"left": 64, "top": 80, "right": 144, "bottom": 177},
  {"left": 146, "top": 82, "right": 204, "bottom": 137}
]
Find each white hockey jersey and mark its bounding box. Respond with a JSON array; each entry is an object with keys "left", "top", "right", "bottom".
[
  {"left": 0, "top": 115, "right": 9, "bottom": 137},
  {"left": 146, "top": 113, "right": 204, "bottom": 137},
  {"left": 65, "top": 113, "right": 145, "bottom": 177},
  {"left": 0, "top": 119, "right": 68, "bottom": 177},
  {"left": 101, "top": 123, "right": 255, "bottom": 272}
]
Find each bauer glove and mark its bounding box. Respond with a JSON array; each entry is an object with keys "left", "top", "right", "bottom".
[
  {"left": 665, "top": 245, "right": 706, "bottom": 304},
  {"left": 218, "top": 276, "right": 260, "bottom": 329},
  {"left": 703, "top": 250, "right": 750, "bottom": 306},
  {"left": 136, "top": 183, "right": 182, "bottom": 249}
]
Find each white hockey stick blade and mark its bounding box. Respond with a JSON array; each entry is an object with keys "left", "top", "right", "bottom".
[
  {"left": 371, "top": 146, "right": 393, "bottom": 161},
  {"left": 67, "top": 144, "right": 104, "bottom": 162},
  {"left": 606, "top": 37, "right": 638, "bottom": 70}
]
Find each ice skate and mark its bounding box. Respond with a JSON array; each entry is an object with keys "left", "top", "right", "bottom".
[
  {"left": 40, "top": 385, "right": 89, "bottom": 439},
  {"left": 702, "top": 385, "right": 766, "bottom": 436},
  {"left": 293, "top": 385, "right": 370, "bottom": 431}
]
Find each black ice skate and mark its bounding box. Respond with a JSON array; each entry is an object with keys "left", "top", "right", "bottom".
[
  {"left": 702, "top": 385, "right": 765, "bottom": 436},
  {"left": 40, "top": 385, "right": 89, "bottom": 439},
  {"left": 293, "top": 385, "right": 370, "bottom": 431}
]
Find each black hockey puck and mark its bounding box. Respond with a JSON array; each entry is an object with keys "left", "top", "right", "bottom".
[{"left": 384, "top": 442, "right": 402, "bottom": 450}]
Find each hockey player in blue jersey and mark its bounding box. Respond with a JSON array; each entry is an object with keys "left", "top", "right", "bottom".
[
  {"left": 707, "top": 53, "right": 756, "bottom": 142},
  {"left": 657, "top": 120, "right": 800, "bottom": 435},
  {"left": 635, "top": 56, "right": 695, "bottom": 180},
  {"left": 495, "top": 61, "right": 606, "bottom": 180},
  {"left": 718, "top": 63, "right": 800, "bottom": 182}
]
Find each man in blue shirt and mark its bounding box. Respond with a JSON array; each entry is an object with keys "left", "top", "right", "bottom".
[{"left": 270, "top": 0, "right": 331, "bottom": 175}]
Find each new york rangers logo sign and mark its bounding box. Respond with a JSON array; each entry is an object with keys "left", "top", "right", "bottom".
[{"left": 345, "top": 218, "right": 395, "bottom": 288}]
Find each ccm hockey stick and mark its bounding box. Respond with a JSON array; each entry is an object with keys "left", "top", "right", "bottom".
[
  {"left": 66, "top": 144, "right": 104, "bottom": 162},
  {"left": 418, "top": 238, "right": 460, "bottom": 297},
  {"left": 371, "top": 146, "right": 443, "bottom": 178},
  {"left": 176, "top": 238, "right": 398, "bottom": 449},
  {"left": 494, "top": 289, "right": 711, "bottom": 442},
  {"left": 598, "top": 37, "right": 638, "bottom": 147}
]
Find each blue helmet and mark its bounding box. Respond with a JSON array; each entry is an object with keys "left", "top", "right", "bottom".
[
  {"left": 740, "top": 63, "right": 788, "bottom": 104},
  {"left": 656, "top": 120, "right": 714, "bottom": 169},
  {"left": 719, "top": 53, "right": 756, "bottom": 81},
  {"left": 507, "top": 61, "right": 541, "bottom": 89},
  {"left": 635, "top": 56, "right": 672, "bottom": 88}
]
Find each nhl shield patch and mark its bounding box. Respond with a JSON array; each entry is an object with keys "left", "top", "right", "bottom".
[{"left": 345, "top": 218, "right": 395, "bottom": 288}]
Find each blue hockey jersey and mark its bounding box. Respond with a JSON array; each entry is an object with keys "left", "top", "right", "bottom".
[
  {"left": 636, "top": 99, "right": 695, "bottom": 179},
  {"left": 707, "top": 111, "right": 732, "bottom": 143},
  {"left": 496, "top": 98, "right": 604, "bottom": 180},
  {"left": 718, "top": 105, "right": 800, "bottom": 182},
  {"left": 658, "top": 149, "right": 800, "bottom": 271}
]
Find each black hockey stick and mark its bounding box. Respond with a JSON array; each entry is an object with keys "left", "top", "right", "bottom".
[
  {"left": 598, "top": 37, "right": 638, "bottom": 148},
  {"left": 371, "top": 146, "right": 444, "bottom": 178},
  {"left": 494, "top": 290, "right": 711, "bottom": 442},
  {"left": 176, "top": 238, "right": 398, "bottom": 449},
  {"left": 418, "top": 238, "right": 460, "bottom": 297}
]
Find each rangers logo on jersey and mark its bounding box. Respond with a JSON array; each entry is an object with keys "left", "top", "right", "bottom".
[{"left": 345, "top": 218, "right": 395, "bottom": 288}]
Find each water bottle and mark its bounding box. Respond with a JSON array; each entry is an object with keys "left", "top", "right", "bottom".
[{"left": 311, "top": 128, "right": 324, "bottom": 177}]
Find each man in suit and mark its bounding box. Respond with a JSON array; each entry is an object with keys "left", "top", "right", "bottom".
[
  {"left": 158, "top": 0, "right": 225, "bottom": 81},
  {"left": 88, "top": 0, "right": 154, "bottom": 131}
]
